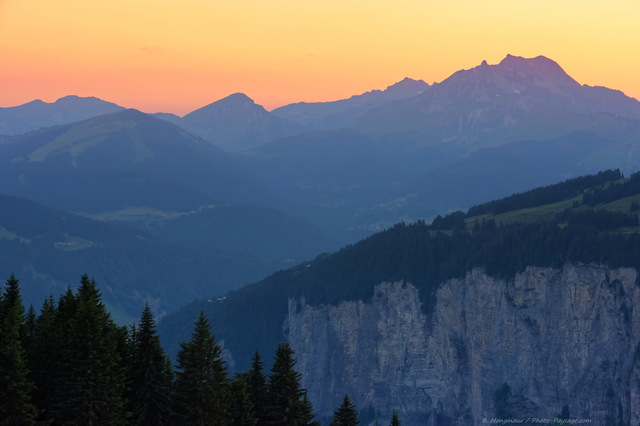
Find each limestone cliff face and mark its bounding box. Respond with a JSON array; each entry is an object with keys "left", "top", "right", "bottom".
[{"left": 285, "top": 264, "right": 640, "bottom": 425}]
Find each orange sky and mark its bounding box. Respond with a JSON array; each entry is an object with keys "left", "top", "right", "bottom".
[{"left": 1, "top": 0, "right": 638, "bottom": 115}]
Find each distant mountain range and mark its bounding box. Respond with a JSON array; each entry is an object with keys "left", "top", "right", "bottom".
[
  {"left": 271, "top": 77, "right": 430, "bottom": 131},
  {"left": 0, "top": 95, "right": 124, "bottom": 136},
  {"left": 3, "top": 53, "right": 640, "bottom": 319},
  {"left": 5, "top": 55, "right": 638, "bottom": 154},
  {"left": 354, "top": 55, "right": 640, "bottom": 148},
  {"left": 4, "top": 55, "right": 639, "bottom": 425},
  {"left": 0, "top": 109, "right": 344, "bottom": 317}
]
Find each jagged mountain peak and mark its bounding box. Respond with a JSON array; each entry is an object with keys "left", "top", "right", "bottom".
[
  {"left": 387, "top": 76, "right": 427, "bottom": 87},
  {"left": 384, "top": 77, "right": 430, "bottom": 97},
  {"left": 271, "top": 77, "right": 430, "bottom": 130},
  {"left": 351, "top": 77, "right": 429, "bottom": 100},
  {"left": 445, "top": 54, "right": 580, "bottom": 93},
  {"left": 354, "top": 54, "right": 640, "bottom": 143}
]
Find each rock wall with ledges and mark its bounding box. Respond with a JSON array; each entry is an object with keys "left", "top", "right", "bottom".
[{"left": 285, "top": 264, "right": 640, "bottom": 425}]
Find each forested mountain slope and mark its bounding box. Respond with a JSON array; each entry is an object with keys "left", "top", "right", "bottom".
[{"left": 159, "top": 169, "right": 640, "bottom": 424}]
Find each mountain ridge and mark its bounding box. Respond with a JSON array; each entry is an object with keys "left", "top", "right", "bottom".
[
  {"left": 178, "top": 93, "right": 293, "bottom": 151},
  {"left": 0, "top": 95, "right": 125, "bottom": 136},
  {"left": 271, "top": 77, "right": 429, "bottom": 130},
  {"left": 353, "top": 55, "right": 640, "bottom": 147},
  {"left": 0, "top": 108, "right": 266, "bottom": 213},
  {"left": 5, "top": 54, "right": 638, "bottom": 152}
]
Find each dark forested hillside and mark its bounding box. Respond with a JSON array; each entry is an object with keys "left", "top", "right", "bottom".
[
  {"left": 159, "top": 169, "right": 640, "bottom": 369},
  {"left": 466, "top": 169, "right": 623, "bottom": 216}
]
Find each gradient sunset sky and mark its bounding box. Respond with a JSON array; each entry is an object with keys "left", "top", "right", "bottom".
[{"left": 1, "top": 0, "right": 638, "bottom": 115}]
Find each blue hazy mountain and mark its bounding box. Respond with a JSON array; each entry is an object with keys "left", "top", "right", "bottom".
[
  {"left": 271, "top": 77, "right": 430, "bottom": 131},
  {"left": 6, "top": 53, "right": 640, "bottom": 321},
  {"left": 0, "top": 109, "right": 340, "bottom": 317},
  {"left": 0, "top": 108, "right": 264, "bottom": 213},
  {"left": 354, "top": 55, "right": 640, "bottom": 149},
  {"left": 178, "top": 93, "right": 294, "bottom": 151},
  {"left": 0, "top": 95, "right": 125, "bottom": 136},
  {"left": 242, "top": 55, "right": 640, "bottom": 235}
]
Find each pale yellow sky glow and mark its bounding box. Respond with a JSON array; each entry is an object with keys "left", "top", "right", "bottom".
[{"left": 1, "top": 0, "right": 638, "bottom": 114}]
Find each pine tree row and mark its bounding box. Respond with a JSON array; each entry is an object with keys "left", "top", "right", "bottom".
[{"left": 0, "top": 274, "right": 329, "bottom": 426}]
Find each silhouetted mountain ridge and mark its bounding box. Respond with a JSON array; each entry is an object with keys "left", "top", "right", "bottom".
[
  {"left": 354, "top": 55, "right": 640, "bottom": 147},
  {"left": 179, "top": 93, "right": 294, "bottom": 151},
  {"left": 0, "top": 95, "right": 125, "bottom": 136},
  {"left": 271, "top": 77, "right": 429, "bottom": 130}
]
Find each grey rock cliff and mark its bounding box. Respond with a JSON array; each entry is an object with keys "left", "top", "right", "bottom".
[{"left": 285, "top": 264, "right": 640, "bottom": 425}]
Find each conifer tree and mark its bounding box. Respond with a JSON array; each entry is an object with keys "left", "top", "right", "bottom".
[
  {"left": 229, "top": 373, "right": 258, "bottom": 426},
  {"left": 49, "top": 287, "right": 79, "bottom": 423},
  {"left": 129, "top": 303, "right": 173, "bottom": 426},
  {"left": 389, "top": 410, "right": 401, "bottom": 426},
  {"left": 22, "top": 304, "right": 36, "bottom": 344},
  {"left": 25, "top": 296, "right": 58, "bottom": 422},
  {"left": 331, "top": 395, "right": 359, "bottom": 426},
  {"left": 246, "top": 350, "right": 268, "bottom": 425},
  {"left": 0, "top": 274, "right": 37, "bottom": 425},
  {"left": 299, "top": 394, "right": 321, "bottom": 426},
  {"left": 266, "top": 343, "right": 318, "bottom": 426},
  {"left": 54, "top": 286, "right": 78, "bottom": 331},
  {"left": 174, "top": 311, "right": 230, "bottom": 425},
  {"left": 52, "top": 275, "right": 127, "bottom": 425}
]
